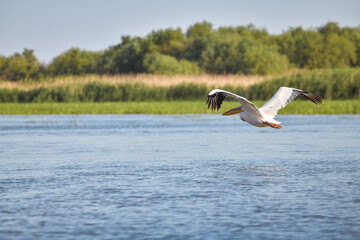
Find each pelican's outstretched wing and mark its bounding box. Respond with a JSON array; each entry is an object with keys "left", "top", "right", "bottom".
[
  {"left": 206, "top": 89, "right": 261, "bottom": 116},
  {"left": 260, "top": 87, "right": 323, "bottom": 117}
]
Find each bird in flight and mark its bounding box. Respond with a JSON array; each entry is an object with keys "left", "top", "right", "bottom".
[{"left": 206, "top": 87, "right": 323, "bottom": 129}]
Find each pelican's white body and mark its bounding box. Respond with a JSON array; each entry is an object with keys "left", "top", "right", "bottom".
[{"left": 239, "top": 109, "right": 281, "bottom": 127}]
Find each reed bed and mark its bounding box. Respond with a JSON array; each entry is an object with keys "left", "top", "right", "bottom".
[
  {"left": 0, "top": 69, "right": 359, "bottom": 104},
  {"left": 0, "top": 73, "right": 270, "bottom": 90}
]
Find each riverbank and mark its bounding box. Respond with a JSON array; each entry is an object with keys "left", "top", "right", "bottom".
[
  {"left": 1, "top": 100, "right": 359, "bottom": 115},
  {"left": 1, "top": 69, "right": 359, "bottom": 103}
]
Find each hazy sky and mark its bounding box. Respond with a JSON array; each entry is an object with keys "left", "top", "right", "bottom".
[{"left": 1, "top": 0, "right": 359, "bottom": 63}]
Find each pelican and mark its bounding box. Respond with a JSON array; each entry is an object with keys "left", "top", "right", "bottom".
[{"left": 206, "top": 87, "right": 323, "bottom": 129}]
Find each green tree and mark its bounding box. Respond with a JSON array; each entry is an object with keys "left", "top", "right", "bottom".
[
  {"left": 0, "top": 56, "right": 5, "bottom": 73},
  {"left": 200, "top": 35, "right": 243, "bottom": 73},
  {"left": 183, "top": 31, "right": 220, "bottom": 62},
  {"left": 49, "top": 48, "right": 82, "bottom": 75},
  {"left": 178, "top": 59, "right": 201, "bottom": 74},
  {"left": 48, "top": 48, "right": 100, "bottom": 75},
  {"left": 200, "top": 35, "right": 288, "bottom": 75},
  {"left": 244, "top": 24, "right": 273, "bottom": 45},
  {"left": 147, "top": 28, "right": 184, "bottom": 54},
  {"left": 322, "top": 33, "right": 356, "bottom": 67},
  {"left": 186, "top": 21, "right": 213, "bottom": 38},
  {"left": 342, "top": 27, "right": 360, "bottom": 66},
  {"left": 293, "top": 29, "right": 324, "bottom": 68},
  {"left": 96, "top": 44, "right": 121, "bottom": 73},
  {"left": 144, "top": 53, "right": 200, "bottom": 75},
  {"left": 80, "top": 51, "right": 101, "bottom": 73},
  {"left": 318, "top": 22, "right": 356, "bottom": 67},
  {"left": 318, "top": 22, "right": 342, "bottom": 36},
  {"left": 242, "top": 43, "right": 289, "bottom": 75},
  {"left": 274, "top": 32, "right": 296, "bottom": 64},
  {"left": 1, "top": 49, "right": 40, "bottom": 81},
  {"left": 108, "top": 37, "right": 158, "bottom": 73},
  {"left": 144, "top": 53, "right": 182, "bottom": 74}
]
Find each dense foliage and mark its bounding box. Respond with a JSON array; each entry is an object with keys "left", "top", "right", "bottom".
[{"left": 1, "top": 22, "right": 359, "bottom": 80}]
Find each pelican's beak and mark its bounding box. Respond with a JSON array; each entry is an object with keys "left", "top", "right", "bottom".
[{"left": 222, "top": 107, "right": 244, "bottom": 116}]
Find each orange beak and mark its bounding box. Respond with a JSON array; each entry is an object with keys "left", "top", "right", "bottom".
[{"left": 222, "top": 107, "right": 244, "bottom": 116}]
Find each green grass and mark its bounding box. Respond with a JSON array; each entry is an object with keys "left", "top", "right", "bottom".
[{"left": 1, "top": 100, "right": 359, "bottom": 115}]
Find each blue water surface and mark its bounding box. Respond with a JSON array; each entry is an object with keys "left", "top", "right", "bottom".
[{"left": 0, "top": 114, "right": 360, "bottom": 240}]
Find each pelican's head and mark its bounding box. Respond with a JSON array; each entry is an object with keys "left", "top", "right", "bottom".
[{"left": 222, "top": 106, "right": 244, "bottom": 116}]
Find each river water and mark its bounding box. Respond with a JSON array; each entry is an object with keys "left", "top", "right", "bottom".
[{"left": 0, "top": 114, "right": 360, "bottom": 240}]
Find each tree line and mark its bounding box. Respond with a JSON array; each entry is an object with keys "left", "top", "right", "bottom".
[{"left": 1, "top": 21, "right": 359, "bottom": 81}]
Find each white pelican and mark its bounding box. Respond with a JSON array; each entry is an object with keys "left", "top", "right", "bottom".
[{"left": 206, "top": 87, "right": 323, "bottom": 129}]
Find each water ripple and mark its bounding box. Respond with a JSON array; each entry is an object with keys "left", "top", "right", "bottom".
[{"left": 0, "top": 114, "right": 360, "bottom": 240}]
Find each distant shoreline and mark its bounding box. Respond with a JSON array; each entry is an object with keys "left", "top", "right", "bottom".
[
  {"left": 1, "top": 100, "right": 359, "bottom": 115},
  {"left": 1, "top": 69, "right": 360, "bottom": 103}
]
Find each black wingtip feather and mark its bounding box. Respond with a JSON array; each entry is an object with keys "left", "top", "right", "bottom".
[
  {"left": 206, "top": 92, "right": 225, "bottom": 112},
  {"left": 301, "top": 91, "right": 324, "bottom": 105}
]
